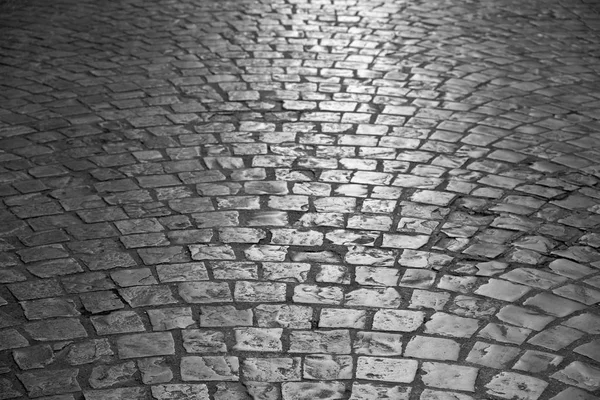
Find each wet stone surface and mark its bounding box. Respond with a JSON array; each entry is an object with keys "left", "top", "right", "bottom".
[{"left": 1, "top": 0, "right": 600, "bottom": 398}]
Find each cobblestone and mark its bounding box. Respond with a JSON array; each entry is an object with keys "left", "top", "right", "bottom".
[{"left": 1, "top": 0, "right": 600, "bottom": 398}]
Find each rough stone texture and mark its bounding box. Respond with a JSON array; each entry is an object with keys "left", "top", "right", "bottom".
[
  {"left": 116, "top": 332, "right": 175, "bottom": 359},
  {"left": 17, "top": 369, "right": 81, "bottom": 397},
  {"left": 421, "top": 362, "right": 478, "bottom": 392},
  {"left": 355, "top": 357, "right": 418, "bottom": 383},
  {"left": 1, "top": 0, "right": 600, "bottom": 398},
  {"left": 181, "top": 356, "right": 239, "bottom": 381},
  {"left": 486, "top": 372, "right": 549, "bottom": 400}
]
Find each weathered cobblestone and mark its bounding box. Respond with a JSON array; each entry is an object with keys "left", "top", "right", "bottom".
[{"left": 1, "top": 0, "right": 600, "bottom": 397}]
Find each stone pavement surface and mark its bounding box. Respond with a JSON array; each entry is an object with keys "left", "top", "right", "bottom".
[{"left": 0, "top": 0, "right": 600, "bottom": 398}]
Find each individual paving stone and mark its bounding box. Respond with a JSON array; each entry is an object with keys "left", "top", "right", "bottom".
[
  {"left": 312, "top": 226, "right": 353, "bottom": 241},
  {"left": 462, "top": 242, "right": 507, "bottom": 258},
  {"left": 262, "top": 262, "right": 310, "bottom": 283},
  {"left": 17, "top": 369, "right": 81, "bottom": 397},
  {"left": 179, "top": 282, "right": 233, "bottom": 303},
  {"left": 21, "top": 297, "right": 80, "bottom": 319},
  {"left": 89, "top": 361, "right": 137, "bottom": 389},
  {"left": 314, "top": 197, "right": 356, "bottom": 213},
  {"left": 403, "top": 336, "right": 460, "bottom": 361},
  {"left": 120, "top": 232, "right": 169, "bottom": 248},
  {"left": 148, "top": 307, "right": 196, "bottom": 330},
  {"left": 411, "top": 190, "right": 456, "bottom": 206},
  {"left": 485, "top": 372, "right": 548, "bottom": 400},
  {"left": 268, "top": 195, "right": 309, "bottom": 211},
  {"left": 424, "top": 312, "right": 480, "bottom": 338},
  {"left": 255, "top": 304, "right": 312, "bottom": 329},
  {"left": 350, "top": 383, "right": 411, "bottom": 400},
  {"left": 316, "top": 265, "right": 351, "bottom": 285},
  {"left": 26, "top": 258, "right": 83, "bottom": 278},
  {"left": 409, "top": 290, "right": 451, "bottom": 311},
  {"left": 353, "top": 332, "right": 404, "bottom": 356},
  {"left": 200, "top": 305, "right": 253, "bottom": 327},
  {"left": 289, "top": 330, "right": 351, "bottom": 354},
  {"left": 398, "top": 250, "right": 452, "bottom": 269},
  {"left": 294, "top": 285, "right": 343, "bottom": 305},
  {"left": 420, "top": 389, "right": 474, "bottom": 400},
  {"left": 513, "top": 350, "right": 564, "bottom": 373},
  {"left": 528, "top": 325, "right": 585, "bottom": 351},
  {"left": 151, "top": 384, "right": 209, "bottom": 400},
  {"left": 347, "top": 215, "right": 393, "bottom": 231},
  {"left": 64, "top": 339, "right": 114, "bottom": 365},
  {"left": 219, "top": 228, "right": 266, "bottom": 244},
  {"left": 505, "top": 247, "right": 546, "bottom": 266},
  {"left": 235, "top": 281, "right": 287, "bottom": 302},
  {"left": 213, "top": 382, "right": 253, "bottom": 400},
  {"left": 447, "top": 295, "right": 496, "bottom": 318},
  {"left": 119, "top": 285, "right": 177, "bottom": 308},
  {"left": 165, "top": 228, "right": 214, "bottom": 244},
  {"left": 168, "top": 198, "right": 214, "bottom": 214},
  {"left": 303, "top": 355, "right": 353, "bottom": 380},
  {"left": 83, "top": 387, "right": 147, "bottom": 400},
  {"left": 552, "top": 284, "right": 600, "bottom": 305},
  {"left": 478, "top": 323, "right": 532, "bottom": 345},
  {"left": 233, "top": 328, "right": 282, "bottom": 352},
  {"left": 193, "top": 211, "right": 240, "bottom": 228},
  {"left": 244, "top": 245, "right": 288, "bottom": 262},
  {"left": 13, "top": 344, "right": 55, "bottom": 370},
  {"left": 242, "top": 357, "right": 301, "bottom": 382},
  {"left": 8, "top": 279, "right": 64, "bottom": 300},
  {"left": 475, "top": 278, "right": 531, "bottom": 301},
  {"left": 282, "top": 382, "right": 346, "bottom": 400},
  {"left": 438, "top": 276, "right": 479, "bottom": 294},
  {"left": 156, "top": 262, "right": 208, "bottom": 282},
  {"left": 398, "top": 218, "right": 439, "bottom": 235},
  {"left": 62, "top": 272, "right": 115, "bottom": 293},
  {"left": 344, "top": 287, "right": 401, "bottom": 308},
  {"left": 114, "top": 218, "right": 163, "bottom": 235},
  {"left": 497, "top": 305, "right": 556, "bottom": 331},
  {"left": 356, "top": 357, "right": 418, "bottom": 383},
  {"left": 244, "top": 382, "right": 280, "bottom": 400},
  {"left": 552, "top": 246, "right": 600, "bottom": 264},
  {"left": 345, "top": 246, "right": 396, "bottom": 266},
  {"left": 563, "top": 312, "right": 600, "bottom": 334},
  {"left": 111, "top": 268, "right": 157, "bottom": 287},
  {"left": 116, "top": 332, "right": 175, "bottom": 359},
  {"left": 271, "top": 229, "right": 323, "bottom": 246},
  {"left": 381, "top": 234, "right": 430, "bottom": 249},
  {"left": 182, "top": 329, "right": 227, "bottom": 353},
  {"left": 399, "top": 269, "right": 437, "bottom": 288},
  {"left": 24, "top": 318, "right": 87, "bottom": 341},
  {"left": 501, "top": 268, "right": 567, "bottom": 289},
  {"left": 190, "top": 244, "right": 236, "bottom": 261},
  {"left": 523, "top": 292, "right": 586, "bottom": 317},
  {"left": 421, "top": 362, "right": 478, "bottom": 392},
  {"left": 372, "top": 310, "right": 425, "bottom": 332},
  {"left": 138, "top": 246, "right": 189, "bottom": 265},
  {"left": 548, "top": 259, "right": 595, "bottom": 279},
  {"left": 355, "top": 266, "right": 400, "bottom": 286},
  {"left": 80, "top": 291, "right": 125, "bottom": 314},
  {"left": 465, "top": 341, "right": 520, "bottom": 369},
  {"left": 319, "top": 308, "right": 367, "bottom": 329},
  {"left": 181, "top": 356, "right": 239, "bottom": 381}
]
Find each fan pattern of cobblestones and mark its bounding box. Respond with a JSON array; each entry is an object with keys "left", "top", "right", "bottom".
[{"left": 1, "top": 0, "right": 600, "bottom": 399}]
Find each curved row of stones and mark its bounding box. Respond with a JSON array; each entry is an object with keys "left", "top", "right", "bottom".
[{"left": 0, "top": 0, "right": 600, "bottom": 399}]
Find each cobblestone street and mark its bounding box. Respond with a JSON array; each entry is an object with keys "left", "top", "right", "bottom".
[{"left": 1, "top": 0, "right": 600, "bottom": 398}]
